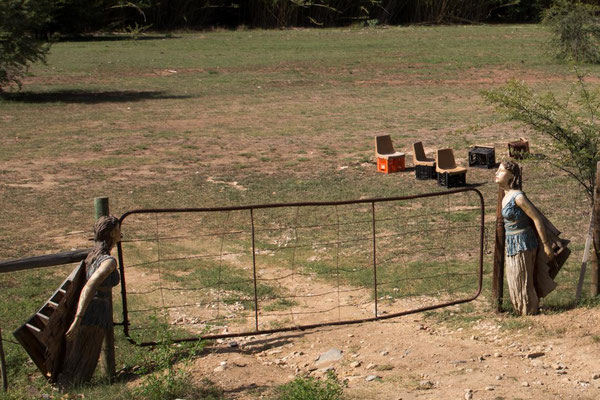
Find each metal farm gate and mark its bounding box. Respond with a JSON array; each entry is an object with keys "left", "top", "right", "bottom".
[{"left": 115, "top": 188, "right": 485, "bottom": 346}]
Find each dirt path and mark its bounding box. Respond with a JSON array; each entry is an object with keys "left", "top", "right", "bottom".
[
  {"left": 122, "top": 250, "right": 600, "bottom": 399},
  {"left": 187, "top": 303, "right": 600, "bottom": 399}
]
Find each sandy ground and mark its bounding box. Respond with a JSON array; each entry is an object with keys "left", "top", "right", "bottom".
[{"left": 187, "top": 303, "right": 600, "bottom": 399}]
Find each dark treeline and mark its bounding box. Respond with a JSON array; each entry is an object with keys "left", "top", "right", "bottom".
[{"left": 44, "top": 0, "right": 555, "bottom": 35}]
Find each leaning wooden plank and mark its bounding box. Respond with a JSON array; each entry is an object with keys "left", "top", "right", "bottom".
[
  {"left": 13, "top": 326, "right": 48, "bottom": 378},
  {"left": 12, "top": 261, "right": 86, "bottom": 382}
]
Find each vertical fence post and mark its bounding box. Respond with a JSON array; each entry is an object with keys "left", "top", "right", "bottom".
[
  {"left": 492, "top": 188, "right": 505, "bottom": 312},
  {"left": 576, "top": 228, "right": 592, "bottom": 302},
  {"left": 94, "top": 197, "right": 110, "bottom": 220},
  {"left": 0, "top": 328, "right": 7, "bottom": 392},
  {"left": 371, "top": 202, "right": 378, "bottom": 318},
  {"left": 591, "top": 162, "right": 600, "bottom": 296},
  {"left": 94, "top": 197, "right": 116, "bottom": 381},
  {"left": 250, "top": 208, "right": 259, "bottom": 331}
]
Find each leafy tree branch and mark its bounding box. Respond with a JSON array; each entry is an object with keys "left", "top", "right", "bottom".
[{"left": 483, "top": 69, "right": 600, "bottom": 200}]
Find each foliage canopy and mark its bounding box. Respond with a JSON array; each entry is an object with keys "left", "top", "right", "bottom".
[
  {"left": 484, "top": 71, "right": 600, "bottom": 200},
  {"left": 0, "top": 0, "right": 51, "bottom": 91},
  {"left": 543, "top": 0, "right": 600, "bottom": 63}
]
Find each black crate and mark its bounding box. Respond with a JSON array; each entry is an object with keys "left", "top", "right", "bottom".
[
  {"left": 415, "top": 164, "right": 437, "bottom": 180},
  {"left": 437, "top": 172, "right": 466, "bottom": 188},
  {"left": 468, "top": 146, "right": 496, "bottom": 169}
]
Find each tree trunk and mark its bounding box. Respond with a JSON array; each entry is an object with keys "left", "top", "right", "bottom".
[{"left": 591, "top": 162, "right": 600, "bottom": 296}]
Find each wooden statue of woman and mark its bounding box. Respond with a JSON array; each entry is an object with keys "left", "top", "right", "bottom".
[
  {"left": 495, "top": 161, "right": 561, "bottom": 315},
  {"left": 58, "top": 215, "right": 121, "bottom": 387}
]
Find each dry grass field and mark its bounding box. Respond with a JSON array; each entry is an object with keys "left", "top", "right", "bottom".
[{"left": 1, "top": 25, "right": 600, "bottom": 399}]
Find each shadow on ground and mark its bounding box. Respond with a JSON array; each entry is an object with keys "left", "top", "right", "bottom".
[
  {"left": 56, "top": 34, "right": 178, "bottom": 42},
  {"left": 1, "top": 90, "right": 193, "bottom": 104},
  {"left": 207, "top": 331, "right": 308, "bottom": 356}
]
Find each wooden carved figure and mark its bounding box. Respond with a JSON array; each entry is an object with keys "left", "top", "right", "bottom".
[
  {"left": 58, "top": 215, "right": 121, "bottom": 387},
  {"left": 495, "top": 161, "right": 564, "bottom": 315}
]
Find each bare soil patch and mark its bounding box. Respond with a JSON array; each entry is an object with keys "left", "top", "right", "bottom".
[
  {"left": 187, "top": 305, "right": 600, "bottom": 399},
  {"left": 120, "top": 246, "right": 599, "bottom": 399}
]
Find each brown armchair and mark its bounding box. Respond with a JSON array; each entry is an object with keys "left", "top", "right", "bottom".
[
  {"left": 412, "top": 141, "right": 436, "bottom": 180},
  {"left": 436, "top": 148, "right": 467, "bottom": 187}
]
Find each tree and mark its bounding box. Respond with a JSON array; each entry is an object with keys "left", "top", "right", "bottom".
[
  {"left": 542, "top": 0, "right": 600, "bottom": 63},
  {"left": 0, "top": 1, "right": 53, "bottom": 91},
  {"left": 483, "top": 70, "right": 600, "bottom": 200}
]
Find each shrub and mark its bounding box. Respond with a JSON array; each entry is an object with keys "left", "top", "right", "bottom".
[
  {"left": 275, "top": 370, "right": 345, "bottom": 400},
  {"left": 542, "top": 0, "right": 600, "bottom": 63}
]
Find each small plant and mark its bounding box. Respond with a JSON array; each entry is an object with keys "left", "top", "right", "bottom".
[
  {"left": 123, "top": 22, "right": 153, "bottom": 40},
  {"left": 499, "top": 316, "right": 533, "bottom": 331},
  {"left": 543, "top": 0, "right": 600, "bottom": 63},
  {"left": 134, "top": 317, "right": 209, "bottom": 400},
  {"left": 366, "top": 19, "right": 379, "bottom": 28},
  {"left": 275, "top": 370, "right": 344, "bottom": 400}
]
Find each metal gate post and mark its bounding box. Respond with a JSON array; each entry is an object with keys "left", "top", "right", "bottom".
[
  {"left": 251, "top": 209, "right": 259, "bottom": 331},
  {"left": 372, "top": 202, "right": 378, "bottom": 318}
]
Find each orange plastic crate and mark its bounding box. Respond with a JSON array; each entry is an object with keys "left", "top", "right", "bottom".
[{"left": 377, "top": 155, "right": 405, "bottom": 174}]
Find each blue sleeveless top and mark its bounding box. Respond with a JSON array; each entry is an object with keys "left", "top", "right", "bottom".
[{"left": 502, "top": 191, "right": 538, "bottom": 256}]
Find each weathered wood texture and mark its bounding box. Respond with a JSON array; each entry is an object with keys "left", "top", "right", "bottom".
[
  {"left": 492, "top": 187, "right": 505, "bottom": 312},
  {"left": 576, "top": 227, "right": 593, "bottom": 302},
  {"left": 0, "top": 250, "right": 89, "bottom": 274},
  {"left": 100, "top": 292, "right": 116, "bottom": 381},
  {"left": 12, "top": 262, "right": 86, "bottom": 382},
  {"left": 94, "top": 196, "right": 116, "bottom": 381},
  {"left": 592, "top": 162, "right": 600, "bottom": 296}
]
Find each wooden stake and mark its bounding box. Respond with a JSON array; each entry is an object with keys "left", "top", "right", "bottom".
[
  {"left": 492, "top": 187, "right": 505, "bottom": 312},
  {"left": 94, "top": 197, "right": 109, "bottom": 220},
  {"left": 592, "top": 163, "right": 600, "bottom": 297},
  {"left": 1, "top": 328, "right": 7, "bottom": 392},
  {"left": 576, "top": 209, "right": 594, "bottom": 302},
  {"left": 94, "top": 197, "right": 115, "bottom": 381}
]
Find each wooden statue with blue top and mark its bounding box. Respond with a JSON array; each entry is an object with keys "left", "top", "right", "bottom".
[{"left": 496, "top": 161, "right": 570, "bottom": 315}]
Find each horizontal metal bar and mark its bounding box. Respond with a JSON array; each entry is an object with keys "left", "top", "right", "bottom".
[
  {"left": 0, "top": 249, "right": 90, "bottom": 274},
  {"left": 119, "top": 188, "right": 478, "bottom": 221}
]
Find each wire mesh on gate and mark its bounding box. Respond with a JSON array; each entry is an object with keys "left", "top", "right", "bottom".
[{"left": 116, "top": 188, "right": 484, "bottom": 346}]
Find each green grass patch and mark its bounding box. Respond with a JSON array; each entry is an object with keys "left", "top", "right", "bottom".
[
  {"left": 300, "top": 258, "right": 479, "bottom": 300},
  {"left": 274, "top": 371, "right": 345, "bottom": 400},
  {"left": 1, "top": 23, "right": 598, "bottom": 399},
  {"left": 423, "top": 303, "right": 485, "bottom": 329},
  {"left": 499, "top": 316, "right": 534, "bottom": 331}
]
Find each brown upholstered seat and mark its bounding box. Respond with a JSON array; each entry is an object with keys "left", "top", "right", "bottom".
[
  {"left": 412, "top": 141, "right": 435, "bottom": 167},
  {"left": 375, "top": 135, "right": 404, "bottom": 159},
  {"left": 436, "top": 148, "right": 467, "bottom": 175}
]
